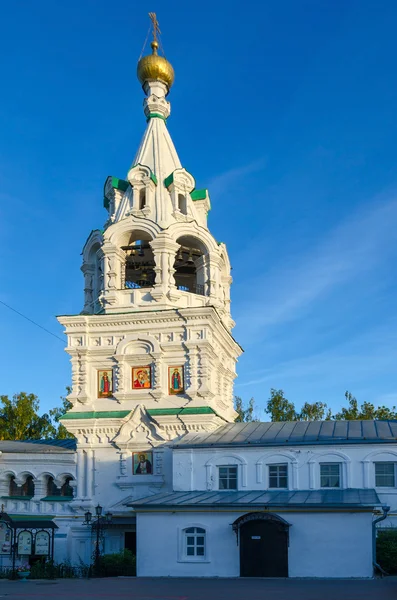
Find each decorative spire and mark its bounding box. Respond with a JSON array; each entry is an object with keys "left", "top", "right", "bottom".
[{"left": 137, "top": 13, "right": 175, "bottom": 94}]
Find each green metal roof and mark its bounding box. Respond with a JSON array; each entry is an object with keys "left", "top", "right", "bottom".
[
  {"left": 173, "top": 420, "right": 397, "bottom": 449},
  {"left": 128, "top": 488, "right": 381, "bottom": 510},
  {"left": 190, "top": 189, "right": 207, "bottom": 201}
]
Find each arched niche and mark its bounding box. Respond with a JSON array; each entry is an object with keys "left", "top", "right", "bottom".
[
  {"left": 205, "top": 453, "right": 248, "bottom": 489},
  {"left": 255, "top": 451, "right": 298, "bottom": 489},
  {"left": 308, "top": 450, "right": 351, "bottom": 489}
]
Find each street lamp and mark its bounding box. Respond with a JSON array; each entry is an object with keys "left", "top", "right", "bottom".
[{"left": 83, "top": 504, "right": 112, "bottom": 575}]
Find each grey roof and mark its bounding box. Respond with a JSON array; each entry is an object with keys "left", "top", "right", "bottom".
[
  {"left": 129, "top": 488, "right": 380, "bottom": 509},
  {"left": 0, "top": 439, "right": 76, "bottom": 453},
  {"left": 173, "top": 420, "right": 397, "bottom": 449}
]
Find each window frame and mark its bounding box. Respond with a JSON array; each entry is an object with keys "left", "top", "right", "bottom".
[
  {"left": 320, "top": 462, "right": 342, "bottom": 488},
  {"left": 268, "top": 463, "right": 289, "bottom": 489},
  {"left": 218, "top": 465, "right": 238, "bottom": 490},
  {"left": 375, "top": 462, "right": 396, "bottom": 488},
  {"left": 178, "top": 525, "right": 209, "bottom": 563}
]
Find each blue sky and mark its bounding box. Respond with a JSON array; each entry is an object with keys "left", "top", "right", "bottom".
[{"left": 1, "top": 0, "right": 397, "bottom": 418}]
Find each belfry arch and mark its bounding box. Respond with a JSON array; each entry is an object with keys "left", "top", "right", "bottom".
[
  {"left": 121, "top": 230, "right": 156, "bottom": 289},
  {"left": 173, "top": 235, "right": 207, "bottom": 295}
]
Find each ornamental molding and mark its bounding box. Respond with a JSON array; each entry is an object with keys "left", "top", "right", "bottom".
[{"left": 112, "top": 404, "right": 167, "bottom": 449}]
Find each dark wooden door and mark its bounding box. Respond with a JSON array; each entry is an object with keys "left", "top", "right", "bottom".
[
  {"left": 240, "top": 519, "right": 288, "bottom": 577},
  {"left": 124, "top": 531, "right": 136, "bottom": 554}
]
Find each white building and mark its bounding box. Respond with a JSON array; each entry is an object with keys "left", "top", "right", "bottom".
[
  {"left": 132, "top": 421, "right": 397, "bottom": 578},
  {"left": 1, "top": 19, "right": 396, "bottom": 578}
]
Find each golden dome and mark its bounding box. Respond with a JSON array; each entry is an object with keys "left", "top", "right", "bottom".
[{"left": 137, "top": 41, "right": 175, "bottom": 91}]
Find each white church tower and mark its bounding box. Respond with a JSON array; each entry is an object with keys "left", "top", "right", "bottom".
[{"left": 58, "top": 15, "right": 241, "bottom": 520}]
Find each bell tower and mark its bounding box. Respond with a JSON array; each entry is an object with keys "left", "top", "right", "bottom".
[{"left": 58, "top": 16, "right": 242, "bottom": 500}]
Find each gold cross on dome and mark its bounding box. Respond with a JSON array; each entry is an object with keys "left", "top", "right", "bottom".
[{"left": 149, "top": 12, "right": 161, "bottom": 43}]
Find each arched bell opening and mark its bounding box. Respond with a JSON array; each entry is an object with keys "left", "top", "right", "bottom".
[
  {"left": 121, "top": 231, "right": 156, "bottom": 289},
  {"left": 173, "top": 235, "right": 207, "bottom": 296}
]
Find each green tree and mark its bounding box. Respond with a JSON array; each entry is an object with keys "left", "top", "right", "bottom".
[
  {"left": 333, "top": 391, "right": 397, "bottom": 420},
  {"left": 265, "top": 388, "right": 297, "bottom": 421},
  {"left": 234, "top": 396, "right": 258, "bottom": 422},
  {"left": 0, "top": 393, "right": 56, "bottom": 440},
  {"left": 49, "top": 387, "right": 75, "bottom": 440},
  {"left": 299, "top": 401, "right": 332, "bottom": 421}
]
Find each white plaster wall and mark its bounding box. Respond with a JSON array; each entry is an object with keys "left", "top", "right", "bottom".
[
  {"left": 136, "top": 511, "right": 373, "bottom": 578},
  {"left": 173, "top": 444, "right": 397, "bottom": 524}
]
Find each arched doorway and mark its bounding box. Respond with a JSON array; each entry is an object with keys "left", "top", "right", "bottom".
[{"left": 233, "top": 513, "right": 290, "bottom": 577}]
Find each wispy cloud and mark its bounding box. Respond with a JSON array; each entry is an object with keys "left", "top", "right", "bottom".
[
  {"left": 234, "top": 193, "right": 397, "bottom": 337},
  {"left": 208, "top": 158, "right": 266, "bottom": 197}
]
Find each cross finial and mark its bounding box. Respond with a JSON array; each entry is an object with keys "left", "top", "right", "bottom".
[{"left": 149, "top": 12, "right": 161, "bottom": 44}]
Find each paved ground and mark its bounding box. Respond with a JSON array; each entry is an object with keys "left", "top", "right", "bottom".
[{"left": 0, "top": 577, "right": 396, "bottom": 600}]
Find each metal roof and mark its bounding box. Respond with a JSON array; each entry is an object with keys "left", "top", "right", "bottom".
[
  {"left": 128, "top": 488, "right": 381, "bottom": 510},
  {"left": 173, "top": 420, "right": 397, "bottom": 449},
  {"left": 0, "top": 438, "right": 76, "bottom": 453}
]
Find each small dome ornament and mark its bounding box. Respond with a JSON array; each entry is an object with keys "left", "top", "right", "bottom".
[{"left": 137, "top": 13, "right": 175, "bottom": 93}]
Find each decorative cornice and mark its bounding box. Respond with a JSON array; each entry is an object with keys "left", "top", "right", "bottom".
[{"left": 61, "top": 407, "right": 217, "bottom": 421}]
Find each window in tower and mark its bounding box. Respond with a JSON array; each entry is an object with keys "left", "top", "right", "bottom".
[
  {"left": 178, "top": 194, "right": 187, "bottom": 214},
  {"left": 139, "top": 189, "right": 146, "bottom": 210}
]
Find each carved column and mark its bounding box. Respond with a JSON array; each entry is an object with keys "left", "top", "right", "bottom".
[{"left": 81, "top": 264, "right": 95, "bottom": 314}]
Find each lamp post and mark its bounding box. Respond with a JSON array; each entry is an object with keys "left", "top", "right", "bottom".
[{"left": 83, "top": 504, "right": 112, "bottom": 575}]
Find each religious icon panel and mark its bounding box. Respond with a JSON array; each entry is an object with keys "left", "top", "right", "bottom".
[
  {"left": 35, "top": 531, "right": 50, "bottom": 556},
  {"left": 133, "top": 451, "right": 153, "bottom": 475},
  {"left": 0, "top": 522, "right": 11, "bottom": 555},
  {"left": 169, "top": 365, "right": 184, "bottom": 394},
  {"left": 18, "top": 531, "right": 32, "bottom": 555},
  {"left": 132, "top": 366, "right": 152, "bottom": 389},
  {"left": 97, "top": 369, "right": 113, "bottom": 398}
]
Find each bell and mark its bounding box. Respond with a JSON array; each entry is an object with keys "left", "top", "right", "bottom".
[
  {"left": 187, "top": 250, "right": 194, "bottom": 263},
  {"left": 139, "top": 245, "right": 145, "bottom": 257},
  {"left": 176, "top": 247, "right": 183, "bottom": 261}
]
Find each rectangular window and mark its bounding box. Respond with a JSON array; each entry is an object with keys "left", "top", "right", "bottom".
[
  {"left": 320, "top": 463, "right": 341, "bottom": 488},
  {"left": 268, "top": 464, "right": 288, "bottom": 488},
  {"left": 184, "top": 527, "right": 205, "bottom": 558},
  {"left": 375, "top": 463, "right": 395, "bottom": 487},
  {"left": 218, "top": 466, "right": 238, "bottom": 490}
]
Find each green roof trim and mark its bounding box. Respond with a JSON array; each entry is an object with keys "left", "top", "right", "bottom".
[
  {"left": 111, "top": 177, "right": 129, "bottom": 192},
  {"left": 40, "top": 496, "right": 73, "bottom": 502},
  {"left": 103, "top": 176, "right": 129, "bottom": 210},
  {"left": 190, "top": 189, "right": 208, "bottom": 201},
  {"left": 164, "top": 172, "right": 174, "bottom": 188},
  {"left": 146, "top": 112, "right": 167, "bottom": 123},
  {"left": 150, "top": 173, "right": 158, "bottom": 185},
  {"left": 148, "top": 407, "right": 215, "bottom": 416},
  {"left": 1, "top": 496, "right": 33, "bottom": 501},
  {"left": 61, "top": 410, "right": 131, "bottom": 420},
  {"left": 61, "top": 407, "right": 216, "bottom": 420},
  {"left": 8, "top": 514, "right": 55, "bottom": 520}
]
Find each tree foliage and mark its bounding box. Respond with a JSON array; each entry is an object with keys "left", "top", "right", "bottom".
[
  {"left": 234, "top": 396, "right": 258, "bottom": 422},
  {"left": 235, "top": 389, "right": 397, "bottom": 422},
  {"left": 0, "top": 389, "right": 74, "bottom": 441}
]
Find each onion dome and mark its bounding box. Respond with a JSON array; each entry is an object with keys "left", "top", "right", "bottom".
[{"left": 137, "top": 41, "right": 175, "bottom": 92}]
